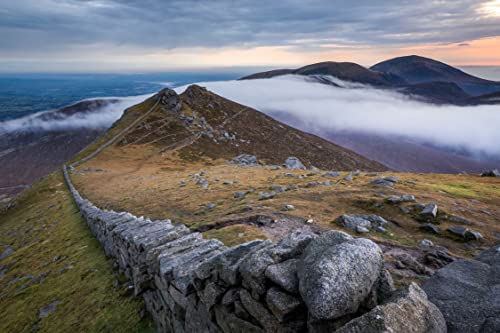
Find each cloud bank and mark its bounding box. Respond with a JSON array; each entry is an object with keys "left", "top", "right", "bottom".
[
  {"left": 176, "top": 75, "right": 500, "bottom": 157},
  {"left": 0, "top": 94, "right": 151, "bottom": 133}
]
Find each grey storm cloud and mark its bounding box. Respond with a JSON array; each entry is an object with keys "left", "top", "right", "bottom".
[{"left": 1, "top": 0, "right": 500, "bottom": 56}]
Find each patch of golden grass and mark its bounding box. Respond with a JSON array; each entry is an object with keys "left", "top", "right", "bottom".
[
  {"left": 72, "top": 145, "right": 500, "bottom": 257},
  {"left": 203, "top": 224, "right": 267, "bottom": 247}
]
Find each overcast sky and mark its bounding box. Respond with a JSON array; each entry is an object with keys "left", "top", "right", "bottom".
[{"left": 2, "top": 0, "right": 500, "bottom": 72}]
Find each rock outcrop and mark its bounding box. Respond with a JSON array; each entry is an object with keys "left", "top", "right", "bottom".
[{"left": 423, "top": 245, "right": 500, "bottom": 333}]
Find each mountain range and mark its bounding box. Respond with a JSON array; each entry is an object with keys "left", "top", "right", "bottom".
[
  {"left": 1, "top": 55, "right": 499, "bottom": 198},
  {"left": 241, "top": 55, "right": 500, "bottom": 105}
]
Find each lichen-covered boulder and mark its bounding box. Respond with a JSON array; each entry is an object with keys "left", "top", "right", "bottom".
[
  {"left": 336, "top": 283, "right": 446, "bottom": 333},
  {"left": 297, "top": 231, "right": 384, "bottom": 320}
]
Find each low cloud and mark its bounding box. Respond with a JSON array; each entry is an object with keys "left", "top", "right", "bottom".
[
  {"left": 0, "top": 94, "right": 151, "bottom": 133},
  {"left": 176, "top": 75, "right": 500, "bottom": 157}
]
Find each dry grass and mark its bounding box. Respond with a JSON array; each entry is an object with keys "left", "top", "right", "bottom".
[
  {"left": 72, "top": 145, "right": 500, "bottom": 258},
  {"left": 0, "top": 172, "right": 154, "bottom": 333}
]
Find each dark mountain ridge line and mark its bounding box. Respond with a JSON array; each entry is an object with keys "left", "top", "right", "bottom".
[{"left": 240, "top": 55, "right": 500, "bottom": 105}]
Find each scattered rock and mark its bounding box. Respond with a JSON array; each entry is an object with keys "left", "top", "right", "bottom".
[
  {"left": 231, "top": 154, "right": 258, "bottom": 166},
  {"left": 353, "top": 170, "right": 361, "bottom": 176},
  {"left": 420, "top": 204, "right": 438, "bottom": 218},
  {"left": 343, "top": 174, "right": 353, "bottom": 181},
  {"left": 400, "top": 206, "right": 411, "bottom": 214},
  {"left": 323, "top": 172, "right": 340, "bottom": 177},
  {"left": 282, "top": 205, "right": 295, "bottom": 211},
  {"left": 447, "top": 226, "right": 483, "bottom": 241},
  {"left": 336, "top": 214, "right": 389, "bottom": 233},
  {"left": 269, "top": 185, "right": 285, "bottom": 193},
  {"left": 365, "top": 172, "right": 379, "bottom": 176},
  {"left": 420, "top": 223, "right": 440, "bottom": 234},
  {"left": 423, "top": 248, "right": 455, "bottom": 269},
  {"left": 371, "top": 177, "right": 399, "bottom": 187},
  {"left": 385, "top": 194, "right": 416, "bottom": 204},
  {"left": 204, "top": 203, "right": 216, "bottom": 211},
  {"left": 0, "top": 247, "right": 15, "bottom": 261},
  {"left": 305, "top": 219, "right": 314, "bottom": 224},
  {"left": 449, "top": 215, "right": 473, "bottom": 225},
  {"left": 0, "top": 265, "right": 8, "bottom": 281},
  {"left": 284, "top": 157, "right": 306, "bottom": 170},
  {"left": 323, "top": 180, "right": 331, "bottom": 186},
  {"left": 234, "top": 191, "right": 246, "bottom": 199},
  {"left": 39, "top": 300, "right": 60, "bottom": 319},
  {"left": 222, "top": 181, "right": 234, "bottom": 185},
  {"left": 393, "top": 252, "right": 433, "bottom": 276},
  {"left": 420, "top": 239, "right": 434, "bottom": 248},
  {"left": 197, "top": 178, "right": 209, "bottom": 189},
  {"left": 285, "top": 184, "right": 298, "bottom": 191},
  {"left": 259, "top": 192, "right": 276, "bottom": 200}
]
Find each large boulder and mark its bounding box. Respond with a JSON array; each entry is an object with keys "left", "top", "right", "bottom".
[
  {"left": 297, "top": 231, "right": 384, "bottom": 320},
  {"left": 422, "top": 245, "right": 500, "bottom": 332},
  {"left": 284, "top": 157, "right": 306, "bottom": 170},
  {"left": 336, "top": 283, "right": 446, "bottom": 333}
]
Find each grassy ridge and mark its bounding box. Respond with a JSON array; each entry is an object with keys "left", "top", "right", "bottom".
[{"left": 0, "top": 172, "right": 154, "bottom": 333}]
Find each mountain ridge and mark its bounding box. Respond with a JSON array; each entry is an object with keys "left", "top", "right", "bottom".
[
  {"left": 241, "top": 55, "right": 500, "bottom": 104},
  {"left": 112, "top": 85, "right": 388, "bottom": 171}
]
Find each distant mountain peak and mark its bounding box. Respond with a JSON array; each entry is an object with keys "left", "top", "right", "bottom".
[{"left": 241, "top": 55, "right": 500, "bottom": 100}]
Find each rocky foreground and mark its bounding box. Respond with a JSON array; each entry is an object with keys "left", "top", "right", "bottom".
[{"left": 64, "top": 160, "right": 500, "bottom": 332}]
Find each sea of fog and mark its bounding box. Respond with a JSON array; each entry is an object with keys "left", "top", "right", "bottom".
[
  {"left": 174, "top": 75, "right": 500, "bottom": 158},
  {"left": 1, "top": 68, "right": 499, "bottom": 158}
]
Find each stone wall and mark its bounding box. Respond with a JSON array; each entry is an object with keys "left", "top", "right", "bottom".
[{"left": 63, "top": 165, "right": 446, "bottom": 333}]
